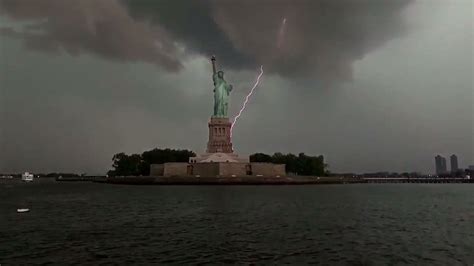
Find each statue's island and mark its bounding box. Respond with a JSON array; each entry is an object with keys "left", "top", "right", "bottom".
[{"left": 101, "top": 56, "right": 356, "bottom": 184}]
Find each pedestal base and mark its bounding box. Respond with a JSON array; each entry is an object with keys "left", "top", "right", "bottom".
[
  {"left": 190, "top": 152, "right": 249, "bottom": 163},
  {"left": 206, "top": 117, "right": 233, "bottom": 153},
  {"left": 189, "top": 116, "right": 249, "bottom": 163}
]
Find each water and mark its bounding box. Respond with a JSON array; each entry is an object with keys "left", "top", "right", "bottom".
[{"left": 1, "top": 180, "right": 473, "bottom": 265}]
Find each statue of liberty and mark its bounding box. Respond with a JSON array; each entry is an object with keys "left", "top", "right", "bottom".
[{"left": 211, "top": 55, "right": 233, "bottom": 117}]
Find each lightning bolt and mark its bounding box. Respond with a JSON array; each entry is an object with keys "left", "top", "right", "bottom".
[
  {"left": 230, "top": 65, "right": 264, "bottom": 137},
  {"left": 230, "top": 18, "right": 285, "bottom": 138},
  {"left": 277, "top": 17, "right": 287, "bottom": 49}
]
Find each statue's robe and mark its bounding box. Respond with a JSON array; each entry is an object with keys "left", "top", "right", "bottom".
[{"left": 213, "top": 73, "right": 232, "bottom": 117}]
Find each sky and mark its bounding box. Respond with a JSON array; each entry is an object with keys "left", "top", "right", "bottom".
[{"left": 0, "top": 0, "right": 472, "bottom": 174}]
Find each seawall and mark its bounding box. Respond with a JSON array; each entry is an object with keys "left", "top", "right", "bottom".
[{"left": 96, "top": 176, "right": 365, "bottom": 185}]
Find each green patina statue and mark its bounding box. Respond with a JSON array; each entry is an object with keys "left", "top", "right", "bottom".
[{"left": 211, "top": 55, "right": 233, "bottom": 117}]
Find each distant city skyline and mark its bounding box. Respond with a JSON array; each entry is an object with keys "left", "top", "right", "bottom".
[{"left": 434, "top": 154, "right": 472, "bottom": 175}]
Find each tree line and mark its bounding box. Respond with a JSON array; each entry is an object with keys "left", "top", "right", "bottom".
[
  {"left": 108, "top": 148, "right": 328, "bottom": 176},
  {"left": 107, "top": 148, "right": 195, "bottom": 176},
  {"left": 250, "top": 152, "right": 328, "bottom": 176}
]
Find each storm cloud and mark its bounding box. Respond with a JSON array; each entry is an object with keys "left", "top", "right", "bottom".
[
  {"left": 0, "top": 0, "right": 181, "bottom": 71},
  {"left": 1, "top": 0, "right": 412, "bottom": 81},
  {"left": 209, "top": 0, "right": 412, "bottom": 80}
]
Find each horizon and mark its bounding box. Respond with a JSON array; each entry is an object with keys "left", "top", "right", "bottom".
[{"left": 0, "top": 149, "right": 472, "bottom": 176}]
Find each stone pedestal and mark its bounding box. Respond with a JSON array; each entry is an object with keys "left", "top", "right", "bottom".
[
  {"left": 206, "top": 117, "right": 233, "bottom": 153},
  {"left": 189, "top": 116, "right": 249, "bottom": 163}
]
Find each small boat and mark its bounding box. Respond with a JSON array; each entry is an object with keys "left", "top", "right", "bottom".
[
  {"left": 17, "top": 208, "right": 30, "bottom": 213},
  {"left": 21, "top": 172, "right": 34, "bottom": 182}
]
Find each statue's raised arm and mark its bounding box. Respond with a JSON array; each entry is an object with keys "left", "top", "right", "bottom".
[{"left": 211, "top": 55, "right": 217, "bottom": 86}]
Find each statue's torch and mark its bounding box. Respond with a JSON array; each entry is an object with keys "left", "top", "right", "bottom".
[{"left": 211, "top": 55, "right": 217, "bottom": 86}]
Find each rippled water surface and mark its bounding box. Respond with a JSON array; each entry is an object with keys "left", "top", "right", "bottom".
[{"left": 1, "top": 180, "right": 473, "bottom": 265}]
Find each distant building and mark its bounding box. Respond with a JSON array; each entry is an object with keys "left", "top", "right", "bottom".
[
  {"left": 450, "top": 154, "right": 459, "bottom": 173},
  {"left": 435, "top": 155, "right": 447, "bottom": 175},
  {"left": 469, "top": 165, "right": 474, "bottom": 171},
  {"left": 440, "top": 157, "right": 447, "bottom": 174}
]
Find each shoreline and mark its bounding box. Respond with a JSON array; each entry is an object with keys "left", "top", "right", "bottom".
[
  {"left": 93, "top": 176, "right": 474, "bottom": 185},
  {"left": 3, "top": 177, "right": 472, "bottom": 185}
]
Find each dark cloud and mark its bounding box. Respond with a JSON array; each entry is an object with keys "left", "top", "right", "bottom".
[
  {"left": 125, "top": 0, "right": 413, "bottom": 81},
  {"left": 0, "top": 0, "right": 181, "bottom": 71},
  {"left": 124, "top": 0, "right": 255, "bottom": 69},
  {"left": 210, "top": 0, "right": 413, "bottom": 81},
  {"left": 1, "top": 0, "right": 412, "bottom": 81}
]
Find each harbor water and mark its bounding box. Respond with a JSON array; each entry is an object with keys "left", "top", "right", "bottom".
[{"left": 1, "top": 180, "right": 473, "bottom": 264}]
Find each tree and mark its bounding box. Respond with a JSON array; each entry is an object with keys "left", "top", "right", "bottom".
[
  {"left": 249, "top": 153, "right": 272, "bottom": 163},
  {"left": 107, "top": 153, "right": 142, "bottom": 176},
  {"left": 249, "top": 152, "right": 328, "bottom": 176}
]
